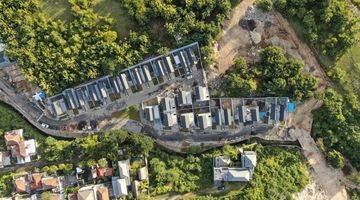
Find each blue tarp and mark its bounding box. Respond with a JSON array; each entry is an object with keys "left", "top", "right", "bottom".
[
  {"left": 39, "top": 92, "right": 46, "bottom": 99},
  {"left": 259, "top": 111, "right": 266, "bottom": 119},
  {"left": 288, "top": 102, "right": 296, "bottom": 113}
]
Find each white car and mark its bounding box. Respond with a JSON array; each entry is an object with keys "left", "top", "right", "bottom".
[{"left": 41, "top": 123, "right": 49, "bottom": 128}]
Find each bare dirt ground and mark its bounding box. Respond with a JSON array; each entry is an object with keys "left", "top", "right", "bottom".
[{"left": 210, "top": 3, "right": 327, "bottom": 91}]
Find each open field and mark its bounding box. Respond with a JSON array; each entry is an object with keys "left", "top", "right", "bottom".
[
  {"left": 336, "top": 39, "right": 360, "bottom": 98},
  {"left": 39, "top": 0, "right": 136, "bottom": 38}
]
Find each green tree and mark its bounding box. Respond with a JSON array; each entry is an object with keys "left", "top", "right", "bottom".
[
  {"left": 128, "top": 133, "right": 154, "bottom": 156},
  {"left": 98, "top": 158, "right": 108, "bottom": 168},
  {"left": 40, "top": 191, "right": 52, "bottom": 200},
  {"left": 256, "top": 0, "right": 273, "bottom": 11},
  {"left": 327, "top": 150, "right": 345, "bottom": 168}
]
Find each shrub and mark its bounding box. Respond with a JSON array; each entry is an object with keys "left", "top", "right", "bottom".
[
  {"left": 256, "top": 0, "right": 274, "bottom": 11},
  {"left": 327, "top": 150, "right": 345, "bottom": 168}
]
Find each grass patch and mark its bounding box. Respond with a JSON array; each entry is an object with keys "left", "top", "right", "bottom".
[
  {"left": 111, "top": 106, "right": 140, "bottom": 121},
  {"left": 335, "top": 39, "right": 360, "bottom": 98},
  {"left": 39, "top": 0, "right": 136, "bottom": 38},
  {"left": 93, "top": 0, "right": 137, "bottom": 38},
  {"left": 39, "top": 0, "right": 72, "bottom": 22}
]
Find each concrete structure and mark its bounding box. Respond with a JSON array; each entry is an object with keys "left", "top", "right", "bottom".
[
  {"left": 195, "top": 86, "right": 210, "bottom": 102},
  {"left": 137, "top": 166, "right": 149, "bottom": 181},
  {"left": 180, "top": 113, "right": 195, "bottom": 129},
  {"left": 0, "top": 43, "right": 11, "bottom": 68},
  {"left": 213, "top": 150, "right": 257, "bottom": 185},
  {"left": 118, "top": 160, "right": 131, "bottom": 186},
  {"left": 112, "top": 177, "right": 128, "bottom": 198},
  {"left": 197, "top": 113, "right": 212, "bottom": 129},
  {"left": 178, "top": 90, "right": 192, "bottom": 106}
]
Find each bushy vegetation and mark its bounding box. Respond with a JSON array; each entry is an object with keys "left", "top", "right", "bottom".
[
  {"left": 41, "top": 130, "right": 154, "bottom": 163},
  {"left": 0, "top": 172, "right": 14, "bottom": 197},
  {"left": 0, "top": 0, "right": 151, "bottom": 94},
  {"left": 0, "top": 102, "right": 45, "bottom": 147},
  {"left": 185, "top": 145, "right": 309, "bottom": 200},
  {"left": 326, "top": 149, "right": 345, "bottom": 169},
  {"left": 149, "top": 145, "right": 309, "bottom": 198},
  {"left": 149, "top": 149, "right": 213, "bottom": 195},
  {"left": 226, "top": 46, "right": 316, "bottom": 101},
  {"left": 313, "top": 89, "right": 360, "bottom": 169},
  {"left": 256, "top": 0, "right": 274, "bottom": 11},
  {"left": 349, "top": 188, "right": 360, "bottom": 200},
  {"left": 275, "top": 0, "right": 358, "bottom": 59},
  {"left": 121, "top": 0, "right": 237, "bottom": 66}
]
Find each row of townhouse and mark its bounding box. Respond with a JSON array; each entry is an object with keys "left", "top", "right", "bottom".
[
  {"left": 141, "top": 84, "right": 293, "bottom": 133},
  {"left": 46, "top": 42, "right": 202, "bottom": 120}
]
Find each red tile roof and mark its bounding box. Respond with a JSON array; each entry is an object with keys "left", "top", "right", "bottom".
[
  {"left": 41, "top": 177, "right": 59, "bottom": 189},
  {"left": 97, "top": 186, "right": 109, "bottom": 200},
  {"left": 14, "top": 177, "right": 27, "bottom": 193},
  {"left": 97, "top": 168, "right": 113, "bottom": 177},
  {"left": 29, "top": 173, "right": 43, "bottom": 190}
]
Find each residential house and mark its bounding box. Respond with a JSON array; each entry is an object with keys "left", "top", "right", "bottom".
[
  {"left": 197, "top": 113, "right": 212, "bottom": 130},
  {"left": 77, "top": 185, "right": 109, "bottom": 200},
  {"left": 28, "top": 173, "right": 44, "bottom": 191},
  {"left": 41, "top": 177, "right": 61, "bottom": 192},
  {"left": 118, "top": 160, "right": 131, "bottom": 186},
  {"left": 180, "top": 113, "right": 195, "bottom": 129},
  {"left": 14, "top": 176, "right": 29, "bottom": 193},
  {"left": 137, "top": 166, "right": 149, "bottom": 181},
  {"left": 178, "top": 90, "right": 192, "bottom": 106},
  {"left": 4, "top": 129, "right": 37, "bottom": 164},
  {"left": 213, "top": 151, "right": 257, "bottom": 185},
  {"left": 194, "top": 86, "right": 210, "bottom": 102},
  {"left": 112, "top": 177, "right": 128, "bottom": 198},
  {"left": 0, "top": 151, "right": 11, "bottom": 168}
]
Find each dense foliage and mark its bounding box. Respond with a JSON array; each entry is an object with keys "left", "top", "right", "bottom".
[
  {"left": 121, "top": 0, "right": 236, "bottom": 66},
  {"left": 41, "top": 130, "right": 154, "bottom": 163},
  {"left": 187, "top": 145, "right": 309, "bottom": 200},
  {"left": 226, "top": 46, "right": 316, "bottom": 101},
  {"left": 149, "top": 145, "right": 309, "bottom": 198},
  {"left": 0, "top": 102, "right": 45, "bottom": 147},
  {"left": 275, "top": 0, "right": 359, "bottom": 59},
  {"left": 313, "top": 89, "right": 360, "bottom": 169},
  {"left": 326, "top": 149, "right": 345, "bottom": 168},
  {"left": 349, "top": 188, "right": 360, "bottom": 200},
  {"left": 0, "top": 172, "right": 14, "bottom": 197},
  {"left": 149, "top": 149, "right": 213, "bottom": 194},
  {"left": 0, "top": 0, "right": 151, "bottom": 94}
]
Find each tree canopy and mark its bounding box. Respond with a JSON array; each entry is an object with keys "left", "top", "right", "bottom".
[
  {"left": 313, "top": 88, "right": 360, "bottom": 169},
  {"left": 226, "top": 46, "right": 316, "bottom": 101},
  {"left": 121, "top": 0, "right": 236, "bottom": 66},
  {"left": 275, "top": 0, "right": 359, "bottom": 59},
  {"left": 0, "top": 0, "right": 151, "bottom": 94}
]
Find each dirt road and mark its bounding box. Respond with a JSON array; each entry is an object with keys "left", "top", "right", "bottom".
[
  {"left": 288, "top": 99, "right": 349, "bottom": 200},
  {"left": 215, "top": 1, "right": 352, "bottom": 199}
]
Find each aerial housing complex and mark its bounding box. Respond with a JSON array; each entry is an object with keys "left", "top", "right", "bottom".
[
  {"left": 46, "top": 42, "right": 202, "bottom": 120},
  {"left": 140, "top": 83, "right": 292, "bottom": 135}
]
